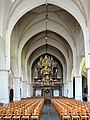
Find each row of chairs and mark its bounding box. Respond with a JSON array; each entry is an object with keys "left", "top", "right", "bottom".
[
  {"left": 31, "top": 99, "right": 44, "bottom": 120},
  {"left": 51, "top": 98, "right": 90, "bottom": 120},
  {"left": 0, "top": 98, "right": 44, "bottom": 120}
]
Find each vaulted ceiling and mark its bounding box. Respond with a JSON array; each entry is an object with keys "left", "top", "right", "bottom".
[{"left": 8, "top": 0, "right": 85, "bottom": 82}]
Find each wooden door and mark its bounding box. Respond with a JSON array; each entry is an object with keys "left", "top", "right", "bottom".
[{"left": 44, "top": 90, "right": 51, "bottom": 99}]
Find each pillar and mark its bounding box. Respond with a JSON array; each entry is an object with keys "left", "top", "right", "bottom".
[
  {"left": 14, "top": 77, "right": 21, "bottom": 101},
  {"left": 87, "top": 68, "right": 90, "bottom": 101},
  {"left": 0, "top": 70, "right": 9, "bottom": 103},
  {"left": 68, "top": 81, "right": 73, "bottom": 98},
  {"left": 22, "top": 81, "right": 27, "bottom": 98},
  {"left": 62, "top": 84, "right": 64, "bottom": 96},
  {"left": 75, "top": 76, "right": 82, "bottom": 101},
  {"left": 30, "top": 83, "right": 33, "bottom": 97},
  {"left": 27, "top": 83, "right": 30, "bottom": 97},
  {"left": 63, "top": 83, "right": 68, "bottom": 97}
]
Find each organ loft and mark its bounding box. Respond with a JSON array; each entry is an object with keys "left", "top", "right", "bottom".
[{"left": 33, "top": 54, "right": 62, "bottom": 99}]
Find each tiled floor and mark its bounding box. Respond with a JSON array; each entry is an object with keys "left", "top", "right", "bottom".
[{"left": 40, "top": 102, "right": 59, "bottom": 120}]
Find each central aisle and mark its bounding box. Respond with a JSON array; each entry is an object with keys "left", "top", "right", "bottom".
[{"left": 40, "top": 100, "right": 59, "bottom": 120}]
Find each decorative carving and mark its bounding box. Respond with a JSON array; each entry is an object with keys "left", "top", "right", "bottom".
[{"left": 34, "top": 55, "right": 61, "bottom": 87}]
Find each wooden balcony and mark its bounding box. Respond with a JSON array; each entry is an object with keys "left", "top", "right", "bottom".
[{"left": 33, "top": 81, "right": 62, "bottom": 88}]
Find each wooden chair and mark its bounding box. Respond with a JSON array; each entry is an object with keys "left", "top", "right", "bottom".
[
  {"left": 70, "top": 109, "right": 80, "bottom": 120},
  {"left": 79, "top": 110, "right": 88, "bottom": 120},
  {"left": 60, "top": 109, "right": 71, "bottom": 120},
  {"left": 0, "top": 116, "right": 3, "bottom": 120},
  {"left": 3, "top": 109, "right": 12, "bottom": 120},
  {"left": 31, "top": 115, "right": 39, "bottom": 120},
  {"left": 31, "top": 108, "right": 40, "bottom": 120},
  {"left": 21, "top": 109, "right": 31, "bottom": 120},
  {"left": 12, "top": 109, "right": 21, "bottom": 120}
]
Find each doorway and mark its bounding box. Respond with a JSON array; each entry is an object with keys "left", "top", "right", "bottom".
[
  {"left": 44, "top": 90, "right": 51, "bottom": 99},
  {"left": 9, "top": 89, "right": 14, "bottom": 102},
  {"left": 82, "top": 76, "right": 87, "bottom": 101}
]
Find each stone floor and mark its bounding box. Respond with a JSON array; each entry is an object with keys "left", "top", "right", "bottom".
[{"left": 40, "top": 100, "right": 59, "bottom": 120}]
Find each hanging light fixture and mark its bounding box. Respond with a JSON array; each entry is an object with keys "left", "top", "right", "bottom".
[{"left": 45, "top": 0, "right": 48, "bottom": 54}]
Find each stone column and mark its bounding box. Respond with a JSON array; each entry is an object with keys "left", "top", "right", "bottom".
[
  {"left": 68, "top": 81, "right": 73, "bottom": 98},
  {"left": 62, "top": 84, "right": 64, "bottom": 96},
  {"left": 0, "top": 70, "right": 9, "bottom": 103},
  {"left": 30, "top": 83, "right": 33, "bottom": 97},
  {"left": 22, "top": 81, "right": 27, "bottom": 98},
  {"left": 75, "top": 76, "right": 82, "bottom": 101},
  {"left": 87, "top": 68, "right": 90, "bottom": 101},
  {"left": 14, "top": 77, "right": 21, "bottom": 101},
  {"left": 27, "top": 83, "right": 30, "bottom": 97},
  {"left": 63, "top": 83, "right": 68, "bottom": 97}
]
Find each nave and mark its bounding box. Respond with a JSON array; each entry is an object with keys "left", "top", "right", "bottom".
[{"left": 0, "top": 97, "right": 90, "bottom": 120}]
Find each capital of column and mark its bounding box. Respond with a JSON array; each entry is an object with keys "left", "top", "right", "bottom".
[
  {"left": 68, "top": 81, "right": 72, "bottom": 82},
  {"left": 14, "top": 77, "right": 21, "bottom": 79},
  {"left": 22, "top": 81, "right": 27, "bottom": 83},
  {"left": 27, "top": 82, "right": 30, "bottom": 85},
  {"left": 0, "top": 69, "right": 9, "bottom": 72},
  {"left": 75, "top": 75, "right": 82, "bottom": 78},
  {"left": 30, "top": 83, "right": 33, "bottom": 86},
  {"left": 86, "top": 68, "right": 90, "bottom": 70}
]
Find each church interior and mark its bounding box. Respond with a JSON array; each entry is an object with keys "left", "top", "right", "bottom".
[{"left": 0, "top": 0, "right": 90, "bottom": 119}]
